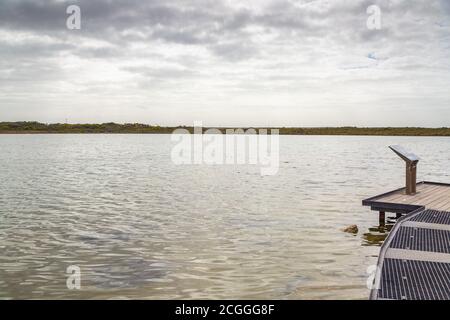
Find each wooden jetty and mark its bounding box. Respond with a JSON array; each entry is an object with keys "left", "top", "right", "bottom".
[
  {"left": 363, "top": 181, "right": 450, "bottom": 219},
  {"left": 363, "top": 146, "right": 450, "bottom": 300}
]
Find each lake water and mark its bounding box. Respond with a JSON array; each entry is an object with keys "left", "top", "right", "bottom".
[{"left": 1, "top": 134, "right": 449, "bottom": 300}]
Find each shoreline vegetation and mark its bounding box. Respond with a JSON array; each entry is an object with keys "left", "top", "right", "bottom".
[{"left": 1, "top": 121, "right": 450, "bottom": 136}]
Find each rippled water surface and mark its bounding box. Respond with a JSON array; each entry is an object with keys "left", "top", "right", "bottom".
[{"left": 1, "top": 134, "right": 449, "bottom": 299}]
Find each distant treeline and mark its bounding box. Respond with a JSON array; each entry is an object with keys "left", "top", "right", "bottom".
[{"left": 1, "top": 122, "right": 450, "bottom": 136}]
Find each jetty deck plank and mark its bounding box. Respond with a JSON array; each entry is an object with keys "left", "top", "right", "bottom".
[
  {"left": 372, "top": 209, "right": 450, "bottom": 300},
  {"left": 378, "top": 258, "right": 450, "bottom": 300},
  {"left": 363, "top": 182, "right": 450, "bottom": 213},
  {"left": 364, "top": 182, "right": 450, "bottom": 300}
]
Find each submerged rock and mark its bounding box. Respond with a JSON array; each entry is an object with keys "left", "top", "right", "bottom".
[{"left": 341, "top": 225, "right": 359, "bottom": 234}]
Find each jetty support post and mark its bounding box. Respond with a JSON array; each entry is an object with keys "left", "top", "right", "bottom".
[{"left": 379, "top": 211, "right": 386, "bottom": 225}]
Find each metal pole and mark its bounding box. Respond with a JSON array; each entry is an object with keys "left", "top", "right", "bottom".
[
  {"left": 411, "top": 163, "right": 417, "bottom": 194},
  {"left": 406, "top": 164, "right": 412, "bottom": 195},
  {"left": 389, "top": 146, "right": 419, "bottom": 196}
]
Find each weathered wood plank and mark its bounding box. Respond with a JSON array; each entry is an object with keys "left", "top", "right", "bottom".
[
  {"left": 368, "top": 182, "right": 450, "bottom": 211},
  {"left": 381, "top": 184, "right": 441, "bottom": 203}
]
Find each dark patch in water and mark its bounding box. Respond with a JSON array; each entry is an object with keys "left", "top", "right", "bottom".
[{"left": 88, "top": 257, "right": 169, "bottom": 289}]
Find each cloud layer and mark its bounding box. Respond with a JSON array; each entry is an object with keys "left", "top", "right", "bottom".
[{"left": 1, "top": 0, "right": 449, "bottom": 126}]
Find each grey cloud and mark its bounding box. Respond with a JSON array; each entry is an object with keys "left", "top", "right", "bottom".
[
  {"left": 1, "top": 0, "right": 450, "bottom": 126},
  {"left": 210, "top": 41, "right": 258, "bottom": 61},
  {"left": 123, "top": 65, "right": 200, "bottom": 79},
  {"left": 1, "top": 0, "right": 448, "bottom": 63},
  {"left": 0, "top": 40, "right": 75, "bottom": 58},
  {"left": 0, "top": 0, "right": 445, "bottom": 59},
  {"left": 0, "top": 0, "right": 71, "bottom": 31}
]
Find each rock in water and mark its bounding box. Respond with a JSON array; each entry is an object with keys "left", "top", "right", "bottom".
[{"left": 342, "top": 225, "right": 359, "bottom": 234}]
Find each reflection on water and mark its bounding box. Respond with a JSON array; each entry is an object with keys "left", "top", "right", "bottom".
[
  {"left": 362, "top": 222, "right": 395, "bottom": 247},
  {"left": 363, "top": 214, "right": 405, "bottom": 247},
  {"left": 0, "top": 135, "right": 449, "bottom": 299}
]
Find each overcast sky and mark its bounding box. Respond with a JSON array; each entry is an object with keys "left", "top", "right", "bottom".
[{"left": 0, "top": 0, "right": 449, "bottom": 127}]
